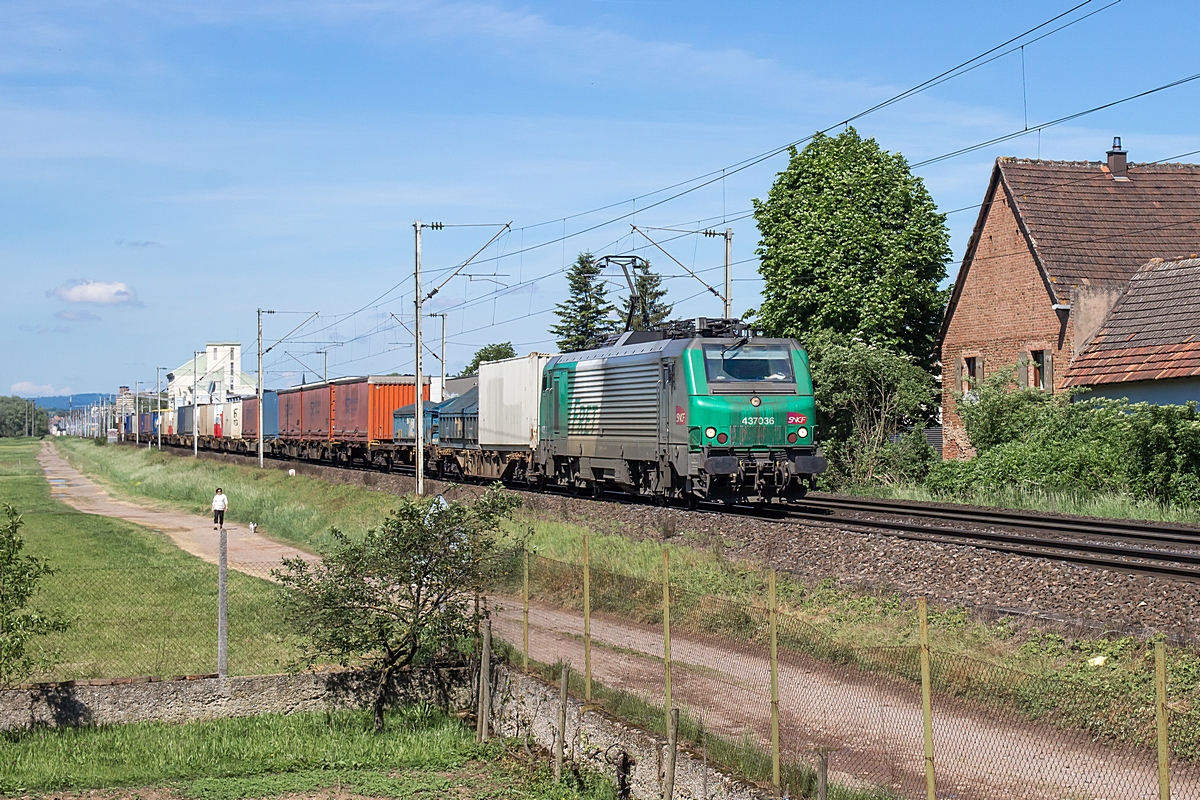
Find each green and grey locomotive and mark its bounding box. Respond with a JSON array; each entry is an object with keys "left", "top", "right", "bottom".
[{"left": 534, "top": 318, "right": 826, "bottom": 504}]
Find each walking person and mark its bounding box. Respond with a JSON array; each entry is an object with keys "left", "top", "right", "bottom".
[{"left": 212, "top": 487, "right": 228, "bottom": 530}]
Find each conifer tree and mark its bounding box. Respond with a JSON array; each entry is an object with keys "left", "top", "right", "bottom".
[
  {"left": 620, "top": 260, "right": 673, "bottom": 331},
  {"left": 551, "top": 252, "right": 615, "bottom": 352}
]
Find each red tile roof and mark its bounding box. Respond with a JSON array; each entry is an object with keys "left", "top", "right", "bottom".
[
  {"left": 1063, "top": 258, "right": 1200, "bottom": 387},
  {"left": 1001, "top": 159, "right": 1200, "bottom": 297}
]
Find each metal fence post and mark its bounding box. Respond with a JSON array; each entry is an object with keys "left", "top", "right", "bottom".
[
  {"left": 584, "top": 533, "right": 592, "bottom": 703},
  {"left": 769, "top": 569, "right": 780, "bottom": 792},
  {"left": 217, "top": 526, "right": 228, "bottom": 678},
  {"left": 662, "top": 547, "right": 672, "bottom": 735},
  {"left": 523, "top": 548, "right": 530, "bottom": 670},
  {"left": 917, "top": 597, "right": 936, "bottom": 800},
  {"left": 1156, "top": 640, "right": 1171, "bottom": 800}
]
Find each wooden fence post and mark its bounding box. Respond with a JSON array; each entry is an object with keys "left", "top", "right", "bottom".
[
  {"left": 664, "top": 707, "right": 680, "bottom": 800},
  {"left": 523, "top": 548, "right": 530, "bottom": 670},
  {"left": 769, "top": 569, "right": 780, "bottom": 792},
  {"left": 556, "top": 665, "right": 570, "bottom": 782},
  {"left": 816, "top": 748, "right": 829, "bottom": 800},
  {"left": 1156, "top": 640, "right": 1171, "bottom": 800},
  {"left": 917, "top": 597, "right": 936, "bottom": 800},
  {"left": 584, "top": 533, "right": 592, "bottom": 703},
  {"left": 662, "top": 548, "right": 672, "bottom": 735},
  {"left": 476, "top": 619, "right": 492, "bottom": 742}
]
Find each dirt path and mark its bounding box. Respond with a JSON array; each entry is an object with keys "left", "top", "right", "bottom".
[
  {"left": 39, "top": 442, "right": 315, "bottom": 576},
  {"left": 491, "top": 597, "right": 1198, "bottom": 800}
]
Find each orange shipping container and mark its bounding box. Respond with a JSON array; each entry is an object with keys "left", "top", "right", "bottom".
[{"left": 329, "top": 376, "right": 430, "bottom": 443}]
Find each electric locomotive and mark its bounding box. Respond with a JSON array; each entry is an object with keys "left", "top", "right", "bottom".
[{"left": 534, "top": 318, "right": 826, "bottom": 505}]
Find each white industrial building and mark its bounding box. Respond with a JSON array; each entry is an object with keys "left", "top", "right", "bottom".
[{"left": 166, "top": 342, "right": 257, "bottom": 408}]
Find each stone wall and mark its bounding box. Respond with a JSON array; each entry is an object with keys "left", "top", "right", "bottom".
[
  {"left": 1, "top": 668, "right": 472, "bottom": 731},
  {"left": 491, "top": 665, "right": 769, "bottom": 800}
]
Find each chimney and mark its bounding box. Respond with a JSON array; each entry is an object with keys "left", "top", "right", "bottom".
[{"left": 1107, "top": 136, "right": 1128, "bottom": 180}]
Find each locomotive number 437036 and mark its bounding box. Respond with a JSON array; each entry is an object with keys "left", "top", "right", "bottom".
[{"left": 740, "top": 416, "right": 775, "bottom": 425}]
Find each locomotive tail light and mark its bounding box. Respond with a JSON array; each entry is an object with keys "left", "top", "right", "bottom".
[
  {"left": 704, "top": 426, "right": 717, "bottom": 439},
  {"left": 797, "top": 426, "right": 809, "bottom": 439},
  {"left": 787, "top": 432, "right": 798, "bottom": 444},
  {"left": 750, "top": 396, "right": 762, "bottom": 407},
  {"left": 716, "top": 432, "right": 728, "bottom": 444}
]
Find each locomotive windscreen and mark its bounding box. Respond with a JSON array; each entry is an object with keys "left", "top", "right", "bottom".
[{"left": 702, "top": 343, "right": 795, "bottom": 383}]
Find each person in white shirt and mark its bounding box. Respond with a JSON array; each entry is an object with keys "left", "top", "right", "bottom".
[{"left": 212, "top": 488, "right": 228, "bottom": 530}]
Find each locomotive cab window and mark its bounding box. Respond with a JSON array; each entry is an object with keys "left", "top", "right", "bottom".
[{"left": 702, "top": 344, "right": 794, "bottom": 383}]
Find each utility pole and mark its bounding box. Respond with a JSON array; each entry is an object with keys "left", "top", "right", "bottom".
[
  {"left": 156, "top": 367, "right": 164, "bottom": 450},
  {"left": 257, "top": 310, "right": 267, "bottom": 468},
  {"left": 414, "top": 220, "right": 425, "bottom": 497},
  {"left": 193, "top": 351, "right": 201, "bottom": 457},
  {"left": 134, "top": 381, "right": 140, "bottom": 445},
  {"left": 430, "top": 313, "right": 447, "bottom": 402}
]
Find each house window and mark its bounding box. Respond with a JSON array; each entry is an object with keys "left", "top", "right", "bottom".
[
  {"left": 1031, "top": 350, "right": 1046, "bottom": 390},
  {"left": 962, "top": 357, "right": 978, "bottom": 393}
]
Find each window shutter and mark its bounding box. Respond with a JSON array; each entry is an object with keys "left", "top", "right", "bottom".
[
  {"left": 1017, "top": 355, "right": 1028, "bottom": 389},
  {"left": 1045, "top": 352, "right": 1054, "bottom": 393},
  {"left": 957, "top": 359, "right": 966, "bottom": 392},
  {"left": 978, "top": 356, "right": 985, "bottom": 382}
]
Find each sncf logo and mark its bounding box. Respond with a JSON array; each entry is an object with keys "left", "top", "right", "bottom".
[
  {"left": 675, "top": 406, "right": 687, "bottom": 425},
  {"left": 786, "top": 412, "right": 808, "bottom": 425}
]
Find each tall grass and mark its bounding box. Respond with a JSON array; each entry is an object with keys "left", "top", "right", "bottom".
[
  {"left": 0, "top": 439, "right": 295, "bottom": 680},
  {"left": 56, "top": 438, "right": 402, "bottom": 550},
  {"left": 1, "top": 704, "right": 618, "bottom": 800}
]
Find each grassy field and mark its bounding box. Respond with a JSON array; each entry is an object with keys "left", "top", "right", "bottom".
[
  {"left": 47, "top": 437, "right": 1200, "bottom": 757},
  {"left": 1, "top": 705, "right": 617, "bottom": 800},
  {"left": 0, "top": 438, "right": 295, "bottom": 681}
]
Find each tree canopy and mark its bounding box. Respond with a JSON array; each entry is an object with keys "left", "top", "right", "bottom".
[
  {"left": 274, "top": 486, "right": 520, "bottom": 731},
  {"left": 460, "top": 343, "right": 517, "bottom": 377},
  {"left": 0, "top": 398, "right": 49, "bottom": 438},
  {"left": 551, "top": 252, "right": 615, "bottom": 352},
  {"left": 619, "top": 260, "right": 673, "bottom": 331},
  {"left": 752, "top": 128, "right": 951, "bottom": 368}
]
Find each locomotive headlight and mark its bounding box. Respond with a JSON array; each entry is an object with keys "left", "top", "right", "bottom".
[
  {"left": 704, "top": 426, "right": 717, "bottom": 439},
  {"left": 797, "top": 426, "right": 809, "bottom": 439},
  {"left": 750, "top": 396, "right": 761, "bottom": 407}
]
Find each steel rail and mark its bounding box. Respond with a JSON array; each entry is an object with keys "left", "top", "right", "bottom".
[
  {"left": 800, "top": 493, "right": 1200, "bottom": 545},
  {"left": 782, "top": 507, "right": 1200, "bottom": 581}
]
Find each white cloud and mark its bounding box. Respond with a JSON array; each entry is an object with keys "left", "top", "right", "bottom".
[
  {"left": 11, "top": 381, "right": 72, "bottom": 397},
  {"left": 49, "top": 279, "right": 139, "bottom": 305}
]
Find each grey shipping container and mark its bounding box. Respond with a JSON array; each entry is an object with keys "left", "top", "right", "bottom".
[{"left": 478, "top": 353, "right": 553, "bottom": 449}]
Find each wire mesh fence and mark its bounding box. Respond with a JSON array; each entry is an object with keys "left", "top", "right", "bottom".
[
  {"left": 491, "top": 548, "right": 1200, "bottom": 800},
  {"left": 28, "top": 562, "right": 297, "bottom": 683}
]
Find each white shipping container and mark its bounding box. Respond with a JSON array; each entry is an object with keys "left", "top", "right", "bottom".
[
  {"left": 478, "top": 353, "right": 554, "bottom": 449},
  {"left": 225, "top": 399, "right": 243, "bottom": 439}
]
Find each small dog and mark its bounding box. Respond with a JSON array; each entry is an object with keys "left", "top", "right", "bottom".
[{"left": 249, "top": 522, "right": 257, "bottom": 534}]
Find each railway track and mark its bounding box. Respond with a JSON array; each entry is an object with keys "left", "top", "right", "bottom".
[
  {"left": 787, "top": 494, "right": 1200, "bottom": 581},
  {"left": 163, "top": 442, "right": 1200, "bottom": 580}
]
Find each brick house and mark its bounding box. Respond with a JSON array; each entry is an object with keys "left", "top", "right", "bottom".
[{"left": 937, "top": 141, "right": 1200, "bottom": 459}]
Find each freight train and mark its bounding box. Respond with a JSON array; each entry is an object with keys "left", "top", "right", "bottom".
[{"left": 149, "top": 318, "right": 827, "bottom": 505}]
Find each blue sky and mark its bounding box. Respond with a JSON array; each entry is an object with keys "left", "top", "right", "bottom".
[{"left": 4, "top": 0, "right": 1199, "bottom": 396}]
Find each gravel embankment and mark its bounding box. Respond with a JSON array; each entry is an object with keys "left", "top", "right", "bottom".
[{"left": 176, "top": 446, "right": 1200, "bottom": 642}]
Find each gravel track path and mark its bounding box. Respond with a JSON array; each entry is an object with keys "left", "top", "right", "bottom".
[{"left": 492, "top": 596, "right": 1198, "bottom": 800}]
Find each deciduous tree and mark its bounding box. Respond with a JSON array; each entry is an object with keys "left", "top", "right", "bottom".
[
  {"left": 0, "top": 505, "right": 67, "bottom": 687},
  {"left": 460, "top": 343, "right": 517, "bottom": 377},
  {"left": 274, "top": 486, "right": 520, "bottom": 732},
  {"left": 753, "top": 128, "right": 951, "bottom": 368}
]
